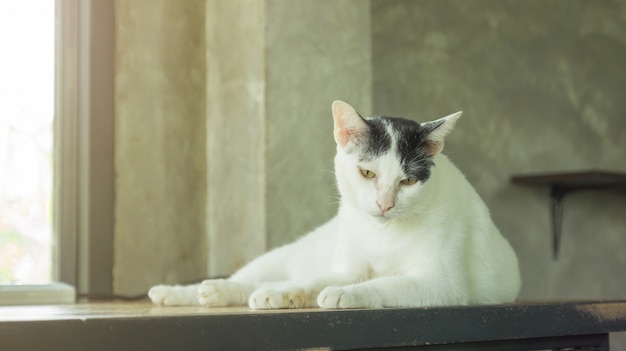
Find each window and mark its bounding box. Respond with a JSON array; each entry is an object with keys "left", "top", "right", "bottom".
[
  {"left": 0, "top": 1, "right": 55, "bottom": 284},
  {"left": 55, "top": 0, "right": 115, "bottom": 298},
  {"left": 0, "top": 0, "right": 114, "bottom": 303}
]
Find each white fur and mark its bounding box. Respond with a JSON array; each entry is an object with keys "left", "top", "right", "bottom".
[{"left": 149, "top": 103, "right": 521, "bottom": 309}]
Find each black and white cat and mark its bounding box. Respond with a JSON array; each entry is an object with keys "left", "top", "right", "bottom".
[{"left": 149, "top": 101, "right": 521, "bottom": 309}]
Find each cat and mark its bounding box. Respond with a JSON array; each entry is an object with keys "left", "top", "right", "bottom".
[{"left": 149, "top": 100, "right": 521, "bottom": 309}]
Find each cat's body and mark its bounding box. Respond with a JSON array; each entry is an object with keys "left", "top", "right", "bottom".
[{"left": 149, "top": 101, "right": 521, "bottom": 309}]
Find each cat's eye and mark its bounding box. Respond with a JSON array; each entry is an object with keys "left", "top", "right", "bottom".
[
  {"left": 360, "top": 169, "right": 376, "bottom": 179},
  {"left": 400, "top": 177, "right": 418, "bottom": 185}
]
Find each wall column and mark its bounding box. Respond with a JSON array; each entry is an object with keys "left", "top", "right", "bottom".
[
  {"left": 205, "top": 0, "right": 267, "bottom": 276},
  {"left": 114, "top": 0, "right": 207, "bottom": 296}
]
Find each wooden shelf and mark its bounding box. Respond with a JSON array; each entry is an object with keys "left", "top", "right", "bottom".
[
  {"left": 1, "top": 301, "right": 626, "bottom": 350},
  {"left": 512, "top": 170, "right": 626, "bottom": 259},
  {"left": 512, "top": 170, "right": 626, "bottom": 188}
]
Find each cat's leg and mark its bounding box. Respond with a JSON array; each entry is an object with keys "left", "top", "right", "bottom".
[
  {"left": 197, "top": 279, "right": 259, "bottom": 307},
  {"left": 194, "top": 244, "right": 296, "bottom": 307},
  {"left": 199, "top": 279, "right": 313, "bottom": 308},
  {"left": 149, "top": 284, "right": 201, "bottom": 306},
  {"left": 318, "top": 275, "right": 469, "bottom": 309},
  {"left": 228, "top": 245, "right": 294, "bottom": 283},
  {"left": 149, "top": 280, "right": 275, "bottom": 307},
  {"left": 248, "top": 273, "right": 358, "bottom": 309},
  {"left": 248, "top": 284, "right": 315, "bottom": 309},
  {"left": 200, "top": 242, "right": 307, "bottom": 308}
]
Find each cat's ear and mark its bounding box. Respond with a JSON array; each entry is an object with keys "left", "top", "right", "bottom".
[
  {"left": 421, "top": 111, "right": 462, "bottom": 156},
  {"left": 332, "top": 100, "right": 368, "bottom": 147}
]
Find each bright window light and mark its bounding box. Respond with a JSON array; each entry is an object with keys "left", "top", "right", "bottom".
[{"left": 0, "top": 1, "right": 55, "bottom": 284}]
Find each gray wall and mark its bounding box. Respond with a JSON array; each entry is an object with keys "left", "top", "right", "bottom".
[
  {"left": 372, "top": 1, "right": 626, "bottom": 347},
  {"left": 115, "top": 0, "right": 207, "bottom": 296},
  {"left": 113, "top": 0, "right": 372, "bottom": 293},
  {"left": 265, "top": 0, "right": 372, "bottom": 248},
  {"left": 204, "top": 0, "right": 372, "bottom": 276}
]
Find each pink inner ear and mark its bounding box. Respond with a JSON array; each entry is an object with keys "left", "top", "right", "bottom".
[
  {"left": 334, "top": 126, "right": 359, "bottom": 147},
  {"left": 334, "top": 127, "right": 349, "bottom": 147},
  {"left": 423, "top": 140, "right": 444, "bottom": 156},
  {"left": 332, "top": 101, "right": 366, "bottom": 147}
]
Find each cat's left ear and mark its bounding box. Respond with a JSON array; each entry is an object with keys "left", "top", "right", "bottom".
[
  {"left": 332, "top": 100, "right": 368, "bottom": 148},
  {"left": 421, "top": 111, "right": 462, "bottom": 156}
]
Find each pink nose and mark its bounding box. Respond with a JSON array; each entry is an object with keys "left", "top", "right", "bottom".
[{"left": 377, "top": 200, "right": 395, "bottom": 213}]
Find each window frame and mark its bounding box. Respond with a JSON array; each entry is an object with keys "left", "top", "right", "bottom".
[{"left": 54, "top": 0, "right": 115, "bottom": 297}]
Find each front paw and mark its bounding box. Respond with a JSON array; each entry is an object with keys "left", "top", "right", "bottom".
[
  {"left": 317, "top": 286, "right": 369, "bottom": 309},
  {"left": 148, "top": 285, "right": 179, "bottom": 306},
  {"left": 248, "top": 286, "right": 313, "bottom": 309},
  {"left": 198, "top": 279, "right": 248, "bottom": 307},
  {"left": 197, "top": 280, "right": 229, "bottom": 307}
]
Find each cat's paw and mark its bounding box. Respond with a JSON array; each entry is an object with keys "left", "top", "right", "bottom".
[
  {"left": 248, "top": 286, "right": 313, "bottom": 309},
  {"left": 148, "top": 285, "right": 193, "bottom": 306},
  {"left": 317, "top": 286, "right": 370, "bottom": 309},
  {"left": 197, "top": 279, "right": 244, "bottom": 307},
  {"left": 148, "top": 285, "right": 171, "bottom": 305}
]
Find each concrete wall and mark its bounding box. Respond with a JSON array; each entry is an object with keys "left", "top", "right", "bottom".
[
  {"left": 205, "top": 0, "right": 372, "bottom": 275},
  {"left": 265, "top": 0, "right": 372, "bottom": 248},
  {"left": 114, "top": 0, "right": 372, "bottom": 288},
  {"left": 204, "top": 0, "right": 268, "bottom": 279},
  {"left": 372, "top": 0, "right": 626, "bottom": 301},
  {"left": 114, "top": 0, "right": 207, "bottom": 296}
]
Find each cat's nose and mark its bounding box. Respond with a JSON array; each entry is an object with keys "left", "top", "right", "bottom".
[{"left": 376, "top": 199, "right": 395, "bottom": 214}]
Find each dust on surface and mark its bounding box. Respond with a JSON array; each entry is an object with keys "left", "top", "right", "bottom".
[{"left": 575, "top": 303, "right": 626, "bottom": 323}]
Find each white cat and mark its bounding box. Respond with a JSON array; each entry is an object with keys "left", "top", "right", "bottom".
[{"left": 149, "top": 100, "right": 521, "bottom": 309}]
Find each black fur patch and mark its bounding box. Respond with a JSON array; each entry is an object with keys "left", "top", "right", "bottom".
[
  {"left": 358, "top": 118, "right": 391, "bottom": 161},
  {"left": 367, "top": 117, "right": 436, "bottom": 182}
]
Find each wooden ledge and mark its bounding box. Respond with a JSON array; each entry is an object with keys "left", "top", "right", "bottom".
[{"left": 1, "top": 300, "right": 625, "bottom": 350}]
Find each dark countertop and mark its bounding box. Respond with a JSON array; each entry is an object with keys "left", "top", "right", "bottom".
[{"left": 1, "top": 300, "right": 625, "bottom": 350}]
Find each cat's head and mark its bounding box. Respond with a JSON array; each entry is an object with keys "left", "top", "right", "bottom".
[{"left": 331, "top": 100, "right": 461, "bottom": 220}]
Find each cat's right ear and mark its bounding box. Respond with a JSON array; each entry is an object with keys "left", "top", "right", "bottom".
[
  {"left": 421, "top": 111, "right": 462, "bottom": 156},
  {"left": 332, "top": 100, "right": 368, "bottom": 148}
]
